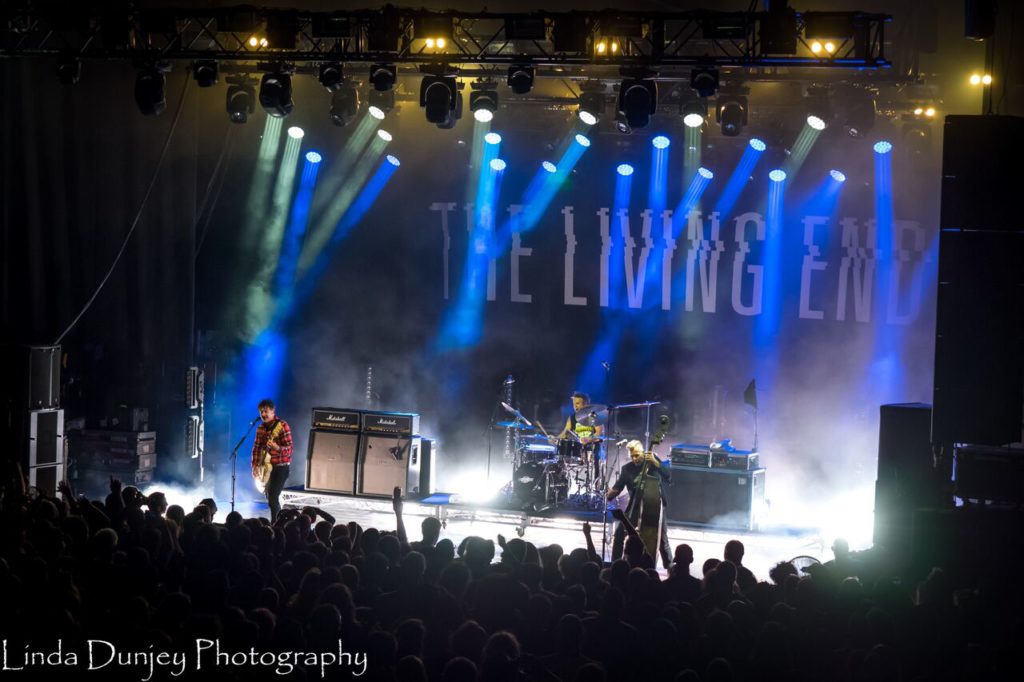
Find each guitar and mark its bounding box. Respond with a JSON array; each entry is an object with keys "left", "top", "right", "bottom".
[{"left": 253, "top": 420, "right": 284, "bottom": 493}]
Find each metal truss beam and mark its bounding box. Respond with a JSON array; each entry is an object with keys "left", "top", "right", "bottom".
[{"left": 1, "top": 5, "right": 891, "bottom": 72}]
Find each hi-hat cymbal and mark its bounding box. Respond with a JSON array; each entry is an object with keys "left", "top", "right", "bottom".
[
  {"left": 574, "top": 404, "right": 609, "bottom": 426},
  {"left": 495, "top": 421, "right": 534, "bottom": 430}
]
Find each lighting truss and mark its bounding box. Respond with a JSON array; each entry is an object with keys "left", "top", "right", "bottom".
[{"left": 0, "top": 5, "right": 892, "bottom": 73}]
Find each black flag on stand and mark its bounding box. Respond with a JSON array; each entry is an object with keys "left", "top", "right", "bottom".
[{"left": 743, "top": 379, "right": 758, "bottom": 409}]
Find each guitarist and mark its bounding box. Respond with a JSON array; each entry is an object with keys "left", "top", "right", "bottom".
[
  {"left": 251, "top": 398, "right": 293, "bottom": 523},
  {"left": 607, "top": 439, "right": 672, "bottom": 568}
]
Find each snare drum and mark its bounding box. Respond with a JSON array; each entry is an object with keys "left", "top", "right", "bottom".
[{"left": 557, "top": 438, "right": 583, "bottom": 460}]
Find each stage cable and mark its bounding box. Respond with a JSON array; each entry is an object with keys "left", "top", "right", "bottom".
[{"left": 53, "top": 74, "right": 191, "bottom": 346}]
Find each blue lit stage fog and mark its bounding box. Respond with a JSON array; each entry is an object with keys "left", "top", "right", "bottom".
[{"left": 206, "top": 86, "right": 940, "bottom": 550}]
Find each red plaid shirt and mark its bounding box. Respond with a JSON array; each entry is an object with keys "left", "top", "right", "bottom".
[{"left": 251, "top": 418, "right": 293, "bottom": 468}]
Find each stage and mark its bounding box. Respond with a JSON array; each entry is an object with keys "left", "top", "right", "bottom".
[{"left": 277, "top": 487, "right": 828, "bottom": 579}]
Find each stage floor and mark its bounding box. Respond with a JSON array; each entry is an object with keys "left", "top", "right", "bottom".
[{"left": 272, "top": 487, "right": 829, "bottom": 579}]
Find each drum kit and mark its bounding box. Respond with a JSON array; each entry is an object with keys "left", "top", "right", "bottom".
[{"left": 493, "top": 400, "right": 660, "bottom": 512}]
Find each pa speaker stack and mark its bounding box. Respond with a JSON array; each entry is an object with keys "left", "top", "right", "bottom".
[{"left": 305, "top": 407, "right": 434, "bottom": 498}]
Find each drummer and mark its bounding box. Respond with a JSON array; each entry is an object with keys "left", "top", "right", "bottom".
[{"left": 555, "top": 392, "right": 604, "bottom": 445}]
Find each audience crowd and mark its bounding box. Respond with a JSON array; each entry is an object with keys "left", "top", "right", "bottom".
[{"left": 0, "top": 464, "right": 1019, "bottom": 682}]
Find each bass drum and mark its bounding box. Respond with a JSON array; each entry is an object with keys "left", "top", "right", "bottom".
[
  {"left": 513, "top": 459, "right": 566, "bottom": 506},
  {"left": 557, "top": 438, "right": 583, "bottom": 460}
]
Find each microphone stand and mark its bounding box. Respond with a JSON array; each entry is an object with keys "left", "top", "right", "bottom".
[{"left": 229, "top": 418, "right": 261, "bottom": 514}]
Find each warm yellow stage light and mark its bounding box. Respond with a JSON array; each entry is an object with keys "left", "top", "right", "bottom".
[
  {"left": 811, "top": 41, "right": 823, "bottom": 53},
  {"left": 982, "top": 74, "right": 993, "bottom": 85}
]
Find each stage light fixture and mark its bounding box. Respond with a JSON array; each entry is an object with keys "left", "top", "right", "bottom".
[
  {"left": 830, "top": 169, "right": 846, "bottom": 182},
  {"left": 306, "top": 151, "right": 323, "bottom": 164},
  {"left": 318, "top": 62, "right": 344, "bottom": 92},
  {"left": 56, "top": 56, "right": 81, "bottom": 85},
  {"left": 652, "top": 135, "right": 670, "bottom": 149},
  {"left": 377, "top": 129, "right": 393, "bottom": 142},
  {"left": 329, "top": 82, "right": 360, "bottom": 127},
  {"left": 287, "top": 126, "right": 304, "bottom": 139},
  {"left": 982, "top": 74, "right": 993, "bottom": 85},
  {"left": 969, "top": 73, "right": 981, "bottom": 85},
  {"left": 579, "top": 85, "right": 606, "bottom": 125},
  {"left": 924, "top": 106, "right": 936, "bottom": 117},
  {"left": 135, "top": 64, "right": 169, "bottom": 116},
  {"left": 436, "top": 87, "right": 464, "bottom": 130},
  {"left": 749, "top": 138, "right": 766, "bottom": 151},
  {"left": 225, "top": 77, "right": 256, "bottom": 123},
  {"left": 386, "top": 154, "right": 401, "bottom": 167},
  {"left": 490, "top": 158, "right": 507, "bottom": 171},
  {"left": 760, "top": 3, "right": 798, "bottom": 54},
  {"left": 873, "top": 140, "right": 892, "bottom": 154},
  {"left": 368, "top": 88, "right": 395, "bottom": 118},
  {"left": 811, "top": 41, "right": 823, "bottom": 54},
  {"left": 542, "top": 161, "right": 557, "bottom": 173},
  {"left": 420, "top": 73, "right": 458, "bottom": 126},
  {"left": 618, "top": 78, "right": 657, "bottom": 129},
  {"left": 247, "top": 36, "right": 269, "bottom": 48},
  {"left": 414, "top": 16, "right": 454, "bottom": 49},
  {"left": 574, "top": 133, "right": 591, "bottom": 147},
  {"left": 681, "top": 99, "right": 707, "bottom": 128},
  {"left": 698, "top": 167, "right": 714, "bottom": 179},
  {"left": 260, "top": 71, "right": 294, "bottom": 118},
  {"left": 835, "top": 87, "right": 876, "bottom": 136},
  {"left": 484, "top": 132, "right": 502, "bottom": 145},
  {"left": 617, "top": 163, "right": 634, "bottom": 176},
  {"left": 370, "top": 63, "right": 397, "bottom": 92},
  {"left": 690, "top": 67, "right": 719, "bottom": 98},
  {"left": 807, "top": 115, "right": 826, "bottom": 130},
  {"left": 769, "top": 169, "right": 787, "bottom": 182},
  {"left": 192, "top": 60, "right": 218, "bottom": 88},
  {"left": 805, "top": 85, "right": 832, "bottom": 125},
  {"left": 614, "top": 111, "right": 631, "bottom": 134},
  {"left": 716, "top": 95, "right": 747, "bottom": 137},
  {"left": 470, "top": 81, "right": 499, "bottom": 123},
  {"left": 507, "top": 65, "right": 534, "bottom": 95}
]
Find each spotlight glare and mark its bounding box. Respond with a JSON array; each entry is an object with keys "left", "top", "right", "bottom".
[
  {"left": 574, "top": 133, "right": 591, "bottom": 147},
  {"left": 377, "top": 129, "right": 393, "bottom": 142},
  {"left": 259, "top": 38, "right": 268, "bottom": 47},
  {"left": 925, "top": 106, "right": 936, "bottom": 117},
  {"left": 914, "top": 107, "right": 924, "bottom": 116},
  {"left": 596, "top": 41, "right": 607, "bottom": 54},
  {"left": 473, "top": 109, "right": 494, "bottom": 123},
  {"left": 426, "top": 38, "right": 435, "bottom": 48},
  {"left": 982, "top": 74, "right": 993, "bottom": 85},
  {"left": 683, "top": 113, "right": 704, "bottom": 128},
  {"left": 386, "top": 155, "right": 400, "bottom": 167},
  {"left": 616, "top": 163, "right": 634, "bottom": 176},
  {"left": 437, "top": 37, "right": 446, "bottom": 49},
  {"left": 542, "top": 161, "right": 557, "bottom": 173},
  {"left": 811, "top": 41, "right": 822, "bottom": 53},
  {"left": 579, "top": 110, "right": 598, "bottom": 126},
  {"left": 830, "top": 169, "right": 846, "bottom": 182},
  {"left": 969, "top": 74, "right": 981, "bottom": 85},
  {"left": 287, "top": 126, "right": 304, "bottom": 139},
  {"left": 807, "top": 115, "right": 826, "bottom": 130},
  {"left": 248, "top": 36, "right": 259, "bottom": 47},
  {"left": 305, "top": 151, "right": 323, "bottom": 164},
  {"left": 873, "top": 140, "right": 893, "bottom": 154},
  {"left": 490, "top": 158, "right": 507, "bottom": 172},
  {"left": 824, "top": 41, "right": 836, "bottom": 53},
  {"left": 769, "top": 169, "right": 787, "bottom": 182},
  {"left": 652, "top": 135, "right": 671, "bottom": 149},
  {"left": 698, "top": 167, "right": 713, "bottom": 179},
  {"left": 484, "top": 132, "right": 502, "bottom": 145},
  {"left": 368, "top": 105, "right": 386, "bottom": 120},
  {"left": 749, "top": 138, "right": 767, "bottom": 151}
]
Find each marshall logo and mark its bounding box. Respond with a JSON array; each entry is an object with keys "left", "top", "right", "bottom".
[
  {"left": 363, "top": 412, "right": 418, "bottom": 435},
  {"left": 313, "top": 408, "right": 361, "bottom": 432},
  {"left": 377, "top": 419, "right": 397, "bottom": 426}
]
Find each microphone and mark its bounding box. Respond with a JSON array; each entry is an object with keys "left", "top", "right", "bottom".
[
  {"left": 616, "top": 438, "right": 628, "bottom": 446},
  {"left": 503, "top": 376, "right": 515, "bottom": 385},
  {"left": 251, "top": 415, "right": 262, "bottom": 425},
  {"left": 601, "top": 361, "right": 611, "bottom": 370}
]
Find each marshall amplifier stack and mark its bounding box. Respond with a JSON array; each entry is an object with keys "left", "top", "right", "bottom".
[{"left": 306, "top": 407, "right": 433, "bottom": 499}]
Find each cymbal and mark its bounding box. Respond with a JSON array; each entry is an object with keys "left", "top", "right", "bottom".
[
  {"left": 613, "top": 400, "right": 662, "bottom": 409},
  {"left": 574, "top": 404, "right": 609, "bottom": 426},
  {"left": 495, "top": 421, "right": 534, "bottom": 430}
]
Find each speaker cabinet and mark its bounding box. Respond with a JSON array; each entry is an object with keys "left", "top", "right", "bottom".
[
  {"left": 418, "top": 438, "right": 436, "bottom": 497},
  {"left": 306, "top": 430, "right": 359, "bottom": 494},
  {"left": 665, "top": 465, "right": 765, "bottom": 530},
  {"left": 27, "top": 409, "right": 64, "bottom": 497},
  {"left": 358, "top": 435, "right": 420, "bottom": 497},
  {"left": 2, "top": 345, "right": 60, "bottom": 409}
]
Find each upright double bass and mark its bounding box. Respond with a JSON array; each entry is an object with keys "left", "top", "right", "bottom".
[{"left": 627, "top": 416, "right": 670, "bottom": 562}]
